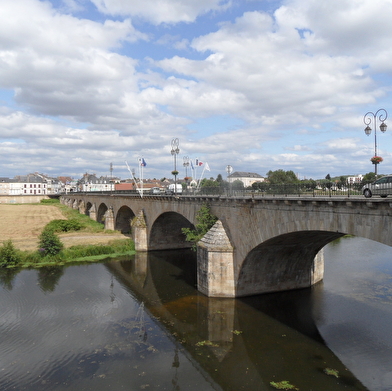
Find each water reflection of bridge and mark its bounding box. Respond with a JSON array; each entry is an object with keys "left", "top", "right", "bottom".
[{"left": 106, "top": 251, "right": 366, "bottom": 391}]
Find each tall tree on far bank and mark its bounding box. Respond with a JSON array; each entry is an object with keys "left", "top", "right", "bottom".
[
  {"left": 361, "top": 172, "right": 377, "bottom": 184},
  {"left": 267, "top": 169, "right": 299, "bottom": 184}
]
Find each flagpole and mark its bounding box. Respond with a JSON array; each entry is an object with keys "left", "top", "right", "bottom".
[
  {"left": 139, "top": 158, "right": 144, "bottom": 198},
  {"left": 125, "top": 161, "right": 141, "bottom": 195},
  {"left": 191, "top": 159, "right": 195, "bottom": 181},
  {"left": 197, "top": 165, "right": 206, "bottom": 189}
]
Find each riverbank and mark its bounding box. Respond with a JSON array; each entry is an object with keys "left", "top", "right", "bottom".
[{"left": 0, "top": 203, "right": 129, "bottom": 251}]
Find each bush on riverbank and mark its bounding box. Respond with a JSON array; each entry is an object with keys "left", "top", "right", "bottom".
[
  {"left": 0, "top": 238, "right": 135, "bottom": 268},
  {"left": 0, "top": 240, "right": 23, "bottom": 267},
  {"left": 24, "top": 238, "right": 135, "bottom": 267},
  {"left": 44, "top": 219, "right": 84, "bottom": 233},
  {"left": 38, "top": 229, "right": 64, "bottom": 256}
]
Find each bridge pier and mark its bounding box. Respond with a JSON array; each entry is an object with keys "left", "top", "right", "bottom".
[
  {"left": 311, "top": 249, "right": 324, "bottom": 285},
  {"left": 131, "top": 210, "right": 148, "bottom": 252},
  {"left": 89, "top": 204, "right": 97, "bottom": 221},
  {"left": 104, "top": 207, "right": 115, "bottom": 230},
  {"left": 78, "top": 200, "right": 86, "bottom": 215},
  {"left": 197, "top": 221, "right": 235, "bottom": 297}
]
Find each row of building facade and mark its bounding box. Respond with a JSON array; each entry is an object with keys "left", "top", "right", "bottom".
[
  {"left": 0, "top": 171, "right": 365, "bottom": 196},
  {"left": 0, "top": 171, "right": 266, "bottom": 195}
]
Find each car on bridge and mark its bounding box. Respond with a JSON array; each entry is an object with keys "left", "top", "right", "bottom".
[
  {"left": 149, "top": 187, "right": 162, "bottom": 195},
  {"left": 165, "top": 184, "right": 183, "bottom": 195},
  {"left": 362, "top": 175, "right": 392, "bottom": 198}
]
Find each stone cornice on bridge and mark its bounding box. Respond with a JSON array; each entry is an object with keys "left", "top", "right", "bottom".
[{"left": 61, "top": 193, "right": 392, "bottom": 297}]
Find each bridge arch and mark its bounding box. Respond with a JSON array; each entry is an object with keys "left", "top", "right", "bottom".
[
  {"left": 85, "top": 201, "right": 93, "bottom": 216},
  {"left": 149, "top": 211, "right": 194, "bottom": 251},
  {"left": 97, "top": 203, "right": 108, "bottom": 224},
  {"left": 236, "top": 230, "right": 345, "bottom": 297},
  {"left": 115, "top": 205, "right": 135, "bottom": 234}
]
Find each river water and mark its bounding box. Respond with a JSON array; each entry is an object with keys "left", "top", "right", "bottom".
[{"left": 0, "top": 236, "right": 391, "bottom": 391}]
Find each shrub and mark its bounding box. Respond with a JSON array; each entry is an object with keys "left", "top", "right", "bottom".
[
  {"left": 45, "top": 219, "right": 84, "bottom": 233},
  {"left": 38, "top": 229, "right": 64, "bottom": 256},
  {"left": 182, "top": 204, "right": 218, "bottom": 250},
  {"left": 62, "top": 239, "right": 135, "bottom": 259},
  {"left": 0, "top": 240, "right": 23, "bottom": 267}
]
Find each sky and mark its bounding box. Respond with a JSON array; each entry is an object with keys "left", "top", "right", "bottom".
[{"left": 1, "top": 0, "right": 392, "bottom": 181}]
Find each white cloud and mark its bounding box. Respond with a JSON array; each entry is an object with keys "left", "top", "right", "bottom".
[
  {"left": 285, "top": 145, "right": 310, "bottom": 151},
  {"left": 280, "top": 0, "right": 392, "bottom": 72},
  {"left": 155, "top": 9, "right": 378, "bottom": 125},
  {"left": 88, "top": 0, "right": 232, "bottom": 24},
  {"left": 0, "top": 0, "right": 392, "bottom": 180}
]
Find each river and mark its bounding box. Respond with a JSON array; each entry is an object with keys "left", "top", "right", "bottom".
[{"left": 0, "top": 236, "right": 391, "bottom": 390}]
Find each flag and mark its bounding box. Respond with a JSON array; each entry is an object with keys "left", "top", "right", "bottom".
[
  {"left": 191, "top": 160, "right": 194, "bottom": 170},
  {"left": 205, "top": 162, "right": 210, "bottom": 171},
  {"left": 196, "top": 159, "right": 203, "bottom": 166},
  {"left": 140, "top": 158, "right": 147, "bottom": 167}
]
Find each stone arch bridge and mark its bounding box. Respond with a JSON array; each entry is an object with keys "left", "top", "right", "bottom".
[{"left": 60, "top": 193, "right": 392, "bottom": 298}]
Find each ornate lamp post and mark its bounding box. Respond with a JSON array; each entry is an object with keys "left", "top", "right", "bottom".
[
  {"left": 183, "top": 156, "right": 190, "bottom": 181},
  {"left": 171, "top": 138, "right": 180, "bottom": 195},
  {"left": 364, "top": 109, "right": 388, "bottom": 175}
]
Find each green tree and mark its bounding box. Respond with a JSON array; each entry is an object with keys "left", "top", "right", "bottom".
[
  {"left": 182, "top": 204, "right": 218, "bottom": 250},
  {"left": 361, "top": 172, "right": 377, "bottom": 185},
  {"left": 0, "top": 240, "right": 22, "bottom": 267},
  {"left": 200, "top": 178, "right": 219, "bottom": 188},
  {"left": 38, "top": 229, "right": 64, "bottom": 256},
  {"left": 216, "top": 174, "right": 223, "bottom": 183},
  {"left": 338, "top": 176, "right": 347, "bottom": 189},
  {"left": 301, "top": 179, "right": 317, "bottom": 190},
  {"left": 252, "top": 181, "right": 269, "bottom": 191},
  {"left": 267, "top": 169, "right": 299, "bottom": 184},
  {"left": 232, "top": 179, "right": 244, "bottom": 190}
]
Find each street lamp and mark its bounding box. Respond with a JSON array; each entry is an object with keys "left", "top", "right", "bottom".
[
  {"left": 226, "top": 165, "right": 233, "bottom": 196},
  {"left": 171, "top": 138, "right": 180, "bottom": 195},
  {"left": 183, "top": 156, "right": 189, "bottom": 180},
  {"left": 363, "top": 108, "right": 388, "bottom": 175}
]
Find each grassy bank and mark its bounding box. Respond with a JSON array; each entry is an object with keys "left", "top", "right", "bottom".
[
  {"left": 0, "top": 199, "right": 136, "bottom": 269},
  {"left": 42, "top": 198, "right": 112, "bottom": 233}
]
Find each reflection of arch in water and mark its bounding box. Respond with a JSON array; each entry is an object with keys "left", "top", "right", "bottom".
[
  {"left": 149, "top": 212, "right": 194, "bottom": 250},
  {"left": 236, "top": 287, "right": 366, "bottom": 391},
  {"left": 106, "top": 252, "right": 365, "bottom": 391},
  {"left": 239, "top": 286, "right": 326, "bottom": 343}
]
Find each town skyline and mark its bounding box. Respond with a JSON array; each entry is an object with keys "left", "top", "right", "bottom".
[{"left": 1, "top": 0, "right": 392, "bottom": 180}]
